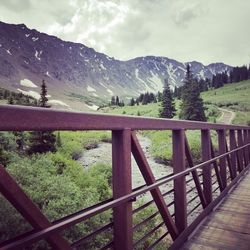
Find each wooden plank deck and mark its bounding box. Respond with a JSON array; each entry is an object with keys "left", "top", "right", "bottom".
[{"left": 182, "top": 170, "right": 250, "bottom": 250}]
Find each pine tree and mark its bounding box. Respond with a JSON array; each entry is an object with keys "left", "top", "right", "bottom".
[
  {"left": 110, "top": 96, "right": 116, "bottom": 106},
  {"left": 179, "top": 64, "right": 206, "bottom": 121},
  {"left": 130, "top": 98, "right": 135, "bottom": 106},
  {"left": 28, "top": 80, "right": 56, "bottom": 154},
  {"left": 115, "top": 96, "right": 120, "bottom": 106},
  {"left": 8, "top": 95, "right": 14, "bottom": 104},
  {"left": 40, "top": 80, "right": 49, "bottom": 107},
  {"left": 159, "top": 79, "right": 176, "bottom": 118}
]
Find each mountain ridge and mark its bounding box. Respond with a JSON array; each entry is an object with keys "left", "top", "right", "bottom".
[{"left": 0, "top": 21, "right": 232, "bottom": 110}]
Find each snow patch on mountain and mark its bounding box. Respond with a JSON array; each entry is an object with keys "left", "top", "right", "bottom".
[
  {"left": 149, "top": 72, "right": 163, "bottom": 92},
  {"left": 20, "top": 79, "right": 38, "bottom": 88},
  {"left": 107, "top": 88, "right": 114, "bottom": 95},
  {"left": 6, "top": 49, "right": 12, "bottom": 55},
  {"left": 17, "top": 88, "right": 40, "bottom": 99},
  {"left": 86, "top": 104, "right": 99, "bottom": 110},
  {"left": 48, "top": 100, "right": 69, "bottom": 107},
  {"left": 35, "top": 50, "right": 42, "bottom": 60},
  {"left": 87, "top": 86, "right": 96, "bottom": 92},
  {"left": 46, "top": 71, "right": 52, "bottom": 78},
  {"left": 32, "top": 37, "right": 39, "bottom": 42},
  {"left": 100, "top": 62, "right": 106, "bottom": 70}
]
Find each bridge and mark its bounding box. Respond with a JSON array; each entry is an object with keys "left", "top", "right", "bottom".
[{"left": 0, "top": 105, "right": 249, "bottom": 250}]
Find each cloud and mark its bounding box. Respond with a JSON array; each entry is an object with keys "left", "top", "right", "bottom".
[
  {"left": 0, "top": 0, "right": 249, "bottom": 66},
  {"left": 0, "top": 0, "right": 31, "bottom": 12}
]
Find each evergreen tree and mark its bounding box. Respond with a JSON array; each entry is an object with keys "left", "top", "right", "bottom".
[
  {"left": 159, "top": 79, "right": 176, "bottom": 118},
  {"left": 110, "top": 96, "right": 116, "bottom": 106},
  {"left": 179, "top": 64, "right": 206, "bottom": 121},
  {"left": 40, "top": 80, "right": 50, "bottom": 107},
  {"left": 8, "top": 95, "right": 14, "bottom": 104},
  {"left": 115, "top": 96, "right": 120, "bottom": 106},
  {"left": 130, "top": 98, "right": 135, "bottom": 106},
  {"left": 28, "top": 80, "right": 56, "bottom": 154}
]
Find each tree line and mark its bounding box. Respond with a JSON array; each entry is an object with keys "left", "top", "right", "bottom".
[{"left": 0, "top": 88, "right": 37, "bottom": 106}]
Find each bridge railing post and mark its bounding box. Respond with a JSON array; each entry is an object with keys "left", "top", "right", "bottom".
[
  {"left": 248, "top": 130, "right": 250, "bottom": 163},
  {"left": 243, "top": 130, "right": 249, "bottom": 166},
  {"left": 112, "top": 129, "right": 133, "bottom": 250},
  {"left": 173, "top": 129, "right": 187, "bottom": 233},
  {"left": 201, "top": 129, "right": 212, "bottom": 204},
  {"left": 218, "top": 129, "right": 227, "bottom": 189},
  {"left": 237, "top": 130, "right": 245, "bottom": 169},
  {"left": 229, "top": 129, "right": 238, "bottom": 178}
]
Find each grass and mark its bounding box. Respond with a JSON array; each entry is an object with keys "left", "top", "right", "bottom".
[
  {"left": 202, "top": 80, "right": 250, "bottom": 125},
  {"left": 102, "top": 102, "right": 161, "bottom": 117}
]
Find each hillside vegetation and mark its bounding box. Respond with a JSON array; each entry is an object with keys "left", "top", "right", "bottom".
[{"left": 202, "top": 80, "right": 250, "bottom": 125}]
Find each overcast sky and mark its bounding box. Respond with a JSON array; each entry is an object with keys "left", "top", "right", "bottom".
[{"left": 0, "top": 0, "right": 249, "bottom": 66}]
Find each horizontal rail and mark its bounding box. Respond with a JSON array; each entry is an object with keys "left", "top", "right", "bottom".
[
  {"left": 71, "top": 222, "right": 113, "bottom": 248},
  {"left": 146, "top": 231, "right": 169, "bottom": 250},
  {"left": 2, "top": 143, "right": 249, "bottom": 250},
  {"left": 0, "top": 105, "right": 249, "bottom": 131},
  {"left": 133, "top": 221, "right": 165, "bottom": 247}
]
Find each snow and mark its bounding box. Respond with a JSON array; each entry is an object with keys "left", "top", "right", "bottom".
[
  {"left": 20, "top": 79, "right": 38, "bottom": 88},
  {"left": 32, "top": 37, "right": 39, "bottom": 42},
  {"left": 35, "top": 50, "right": 42, "bottom": 60},
  {"left": 17, "top": 89, "right": 40, "bottom": 99},
  {"left": 154, "top": 62, "right": 161, "bottom": 71},
  {"left": 149, "top": 72, "right": 163, "bottom": 92},
  {"left": 135, "top": 68, "right": 140, "bottom": 79},
  {"left": 135, "top": 69, "right": 155, "bottom": 92},
  {"left": 198, "top": 70, "right": 205, "bottom": 79},
  {"left": 92, "top": 93, "right": 99, "bottom": 97},
  {"left": 87, "top": 86, "right": 96, "bottom": 92},
  {"left": 86, "top": 104, "right": 99, "bottom": 111},
  {"left": 99, "top": 82, "right": 106, "bottom": 88},
  {"left": 79, "top": 52, "right": 84, "bottom": 57},
  {"left": 107, "top": 89, "right": 114, "bottom": 95},
  {"left": 24, "top": 60, "right": 29, "bottom": 64},
  {"left": 100, "top": 62, "right": 106, "bottom": 70},
  {"left": 69, "top": 46, "right": 72, "bottom": 50},
  {"left": 178, "top": 66, "right": 186, "bottom": 71},
  {"left": 166, "top": 64, "right": 177, "bottom": 86},
  {"left": 0, "top": 44, "right": 2, "bottom": 47},
  {"left": 6, "top": 49, "right": 12, "bottom": 55},
  {"left": 25, "top": 34, "right": 30, "bottom": 37},
  {"left": 46, "top": 71, "right": 52, "bottom": 78},
  {"left": 48, "top": 100, "right": 69, "bottom": 107}
]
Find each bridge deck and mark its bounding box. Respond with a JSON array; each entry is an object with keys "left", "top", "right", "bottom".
[{"left": 182, "top": 169, "right": 250, "bottom": 250}]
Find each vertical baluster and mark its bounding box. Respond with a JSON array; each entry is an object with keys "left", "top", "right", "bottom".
[
  {"left": 248, "top": 130, "right": 250, "bottom": 163},
  {"left": 243, "top": 130, "right": 249, "bottom": 166},
  {"left": 173, "top": 129, "right": 187, "bottom": 233},
  {"left": 229, "top": 130, "right": 238, "bottom": 178},
  {"left": 112, "top": 129, "right": 133, "bottom": 250},
  {"left": 201, "top": 130, "right": 212, "bottom": 204},
  {"left": 218, "top": 130, "right": 227, "bottom": 189},
  {"left": 237, "top": 130, "right": 245, "bottom": 169}
]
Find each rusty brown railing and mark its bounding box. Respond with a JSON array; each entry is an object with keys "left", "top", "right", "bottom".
[{"left": 0, "top": 105, "right": 250, "bottom": 250}]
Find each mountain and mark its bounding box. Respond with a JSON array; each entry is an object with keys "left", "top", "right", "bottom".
[{"left": 0, "top": 21, "right": 232, "bottom": 110}]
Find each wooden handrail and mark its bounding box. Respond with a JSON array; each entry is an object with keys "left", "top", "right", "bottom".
[{"left": 0, "top": 105, "right": 249, "bottom": 131}]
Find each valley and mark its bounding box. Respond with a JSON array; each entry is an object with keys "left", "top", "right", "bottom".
[{"left": 0, "top": 21, "right": 231, "bottom": 111}]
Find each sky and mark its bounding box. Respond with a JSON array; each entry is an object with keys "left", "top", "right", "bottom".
[{"left": 0, "top": 0, "right": 249, "bottom": 66}]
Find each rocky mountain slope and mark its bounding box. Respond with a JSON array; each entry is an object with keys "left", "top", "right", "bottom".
[{"left": 0, "top": 21, "right": 232, "bottom": 110}]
